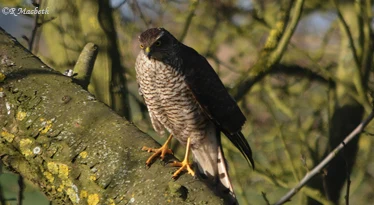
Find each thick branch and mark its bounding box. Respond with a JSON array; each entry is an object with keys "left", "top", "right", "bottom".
[{"left": 0, "top": 27, "right": 223, "bottom": 205}]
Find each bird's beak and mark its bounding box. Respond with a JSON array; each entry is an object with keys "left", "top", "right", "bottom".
[{"left": 145, "top": 47, "right": 151, "bottom": 59}]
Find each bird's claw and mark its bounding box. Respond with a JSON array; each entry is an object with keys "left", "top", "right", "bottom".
[
  {"left": 142, "top": 145, "right": 173, "bottom": 166},
  {"left": 170, "top": 160, "right": 195, "bottom": 179}
]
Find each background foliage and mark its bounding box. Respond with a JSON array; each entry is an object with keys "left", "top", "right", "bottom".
[{"left": 1, "top": 0, "right": 374, "bottom": 204}]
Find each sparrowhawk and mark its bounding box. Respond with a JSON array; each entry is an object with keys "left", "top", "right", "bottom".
[{"left": 135, "top": 27, "right": 254, "bottom": 204}]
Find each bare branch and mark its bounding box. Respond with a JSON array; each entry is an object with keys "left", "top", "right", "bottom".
[
  {"left": 233, "top": 0, "right": 305, "bottom": 100},
  {"left": 17, "top": 175, "right": 24, "bottom": 205},
  {"left": 342, "top": 142, "right": 351, "bottom": 205},
  {"left": 133, "top": 0, "right": 150, "bottom": 27},
  {"left": 331, "top": 0, "right": 360, "bottom": 69},
  {"left": 0, "top": 163, "right": 6, "bottom": 205},
  {"left": 261, "top": 192, "right": 271, "bottom": 205},
  {"left": 331, "top": 0, "right": 369, "bottom": 108},
  {"left": 179, "top": 0, "right": 200, "bottom": 42},
  {"left": 274, "top": 109, "right": 374, "bottom": 205},
  {"left": 28, "top": 0, "right": 42, "bottom": 52},
  {"left": 113, "top": 0, "right": 128, "bottom": 10}
]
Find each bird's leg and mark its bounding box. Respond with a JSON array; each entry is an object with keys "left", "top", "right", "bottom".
[
  {"left": 142, "top": 134, "right": 174, "bottom": 166},
  {"left": 171, "top": 137, "right": 195, "bottom": 179}
]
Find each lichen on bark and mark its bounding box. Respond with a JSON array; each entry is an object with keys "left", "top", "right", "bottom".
[{"left": 0, "top": 27, "right": 223, "bottom": 205}]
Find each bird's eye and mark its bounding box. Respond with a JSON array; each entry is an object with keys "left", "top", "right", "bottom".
[
  {"left": 155, "top": 41, "right": 161, "bottom": 46},
  {"left": 140, "top": 44, "right": 144, "bottom": 49}
]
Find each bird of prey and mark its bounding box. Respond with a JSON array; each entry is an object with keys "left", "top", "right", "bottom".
[{"left": 135, "top": 27, "right": 254, "bottom": 203}]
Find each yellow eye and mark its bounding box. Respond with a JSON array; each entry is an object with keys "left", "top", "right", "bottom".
[
  {"left": 155, "top": 41, "right": 161, "bottom": 46},
  {"left": 140, "top": 44, "right": 144, "bottom": 49}
]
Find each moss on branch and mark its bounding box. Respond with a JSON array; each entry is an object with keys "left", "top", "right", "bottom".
[{"left": 0, "top": 27, "right": 223, "bottom": 205}]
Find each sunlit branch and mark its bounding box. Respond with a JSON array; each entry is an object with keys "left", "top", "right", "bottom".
[{"left": 274, "top": 109, "right": 374, "bottom": 205}]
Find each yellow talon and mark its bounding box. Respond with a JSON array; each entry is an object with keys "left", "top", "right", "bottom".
[
  {"left": 171, "top": 137, "right": 195, "bottom": 179},
  {"left": 142, "top": 134, "right": 173, "bottom": 166}
]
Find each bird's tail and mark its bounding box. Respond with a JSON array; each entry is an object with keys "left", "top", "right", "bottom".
[{"left": 191, "top": 123, "right": 237, "bottom": 204}]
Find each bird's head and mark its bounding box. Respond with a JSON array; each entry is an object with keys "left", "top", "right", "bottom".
[{"left": 138, "top": 27, "right": 179, "bottom": 61}]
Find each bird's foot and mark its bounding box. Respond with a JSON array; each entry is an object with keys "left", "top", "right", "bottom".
[
  {"left": 170, "top": 137, "right": 194, "bottom": 179},
  {"left": 142, "top": 134, "right": 173, "bottom": 166},
  {"left": 171, "top": 159, "right": 195, "bottom": 179},
  {"left": 142, "top": 145, "right": 173, "bottom": 166}
]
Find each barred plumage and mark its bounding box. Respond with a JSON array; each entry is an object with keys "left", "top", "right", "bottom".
[
  {"left": 136, "top": 51, "right": 207, "bottom": 144},
  {"left": 135, "top": 28, "right": 254, "bottom": 204}
]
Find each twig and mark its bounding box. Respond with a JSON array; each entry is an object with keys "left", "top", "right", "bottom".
[
  {"left": 250, "top": 0, "right": 270, "bottom": 28},
  {"left": 262, "top": 192, "right": 271, "bottom": 205},
  {"left": 179, "top": 0, "right": 199, "bottom": 42},
  {"left": 254, "top": 163, "right": 333, "bottom": 204},
  {"left": 303, "top": 19, "right": 338, "bottom": 61},
  {"left": 233, "top": 63, "right": 332, "bottom": 101},
  {"left": 207, "top": 54, "right": 241, "bottom": 74},
  {"left": 28, "top": 0, "right": 42, "bottom": 52},
  {"left": 332, "top": 0, "right": 368, "bottom": 108},
  {"left": 0, "top": 162, "right": 5, "bottom": 205},
  {"left": 288, "top": 42, "right": 367, "bottom": 108},
  {"left": 362, "top": 130, "right": 374, "bottom": 136},
  {"left": 31, "top": 0, "right": 39, "bottom": 7},
  {"left": 204, "top": 14, "right": 220, "bottom": 55},
  {"left": 279, "top": 128, "right": 300, "bottom": 180},
  {"left": 233, "top": 0, "right": 305, "bottom": 101},
  {"left": 274, "top": 109, "right": 374, "bottom": 205},
  {"left": 133, "top": 0, "right": 149, "bottom": 27},
  {"left": 17, "top": 175, "right": 24, "bottom": 205},
  {"left": 258, "top": 0, "right": 294, "bottom": 55},
  {"left": 0, "top": 184, "right": 4, "bottom": 205},
  {"left": 268, "top": 0, "right": 304, "bottom": 70},
  {"left": 24, "top": 0, "right": 55, "bottom": 54},
  {"left": 361, "top": 0, "right": 374, "bottom": 84},
  {"left": 113, "top": 0, "right": 128, "bottom": 10},
  {"left": 331, "top": 0, "right": 360, "bottom": 69},
  {"left": 342, "top": 142, "right": 351, "bottom": 205},
  {"left": 262, "top": 86, "right": 299, "bottom": 181}
]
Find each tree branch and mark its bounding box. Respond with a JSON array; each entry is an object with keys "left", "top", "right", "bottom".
[
  {"left": 73, "top": 43, "right": 99, "bottom": 89},
  {"left": 0, "top": 27, "right": 223, "bottom": 205},
  {"left": 331, "top": 0, "right": 360, "bottom": 69},
  {"left": 274, "top": 109, "right": 374, "bottom": 205},
  {"left": 233, "top": 63, "right": 334, "bottom": 100},
  {"left": 233, "top": 0, "right": 305, "bottom": 100},
  {"left": 179, "top": 0, "right": 199, "bottom": 42}
]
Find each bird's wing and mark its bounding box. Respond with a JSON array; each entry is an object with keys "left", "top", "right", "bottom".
[
  {"left": 180, "top": 47, "right": 245, "bottom": 133},
  {"left": 180, "top": 45, "right": 254, "bottom": 167}
]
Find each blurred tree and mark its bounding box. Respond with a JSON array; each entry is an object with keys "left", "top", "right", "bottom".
[
  {"left": 42, "top": 0, "right": 129, "bottom": 118},
  {"left": 1, "top": 0, "right": 374, "bottom": 204}
]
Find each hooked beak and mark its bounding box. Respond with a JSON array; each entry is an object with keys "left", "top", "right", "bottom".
[{"left": 145, "top": 47, "right": 151, "bottom": 59}]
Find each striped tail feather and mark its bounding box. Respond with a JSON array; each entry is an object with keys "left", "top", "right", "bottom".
[{"left": 191, "top": 122, "right": 238, "bottom": 204}]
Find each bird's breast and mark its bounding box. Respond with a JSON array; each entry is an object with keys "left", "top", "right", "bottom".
[{"left": 135, "top": 52, "right": 208, "bottom": 143}]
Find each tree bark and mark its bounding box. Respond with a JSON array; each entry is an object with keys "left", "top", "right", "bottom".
[{"left": 0, "top": 27, "right": 223, "bottom": 205}]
